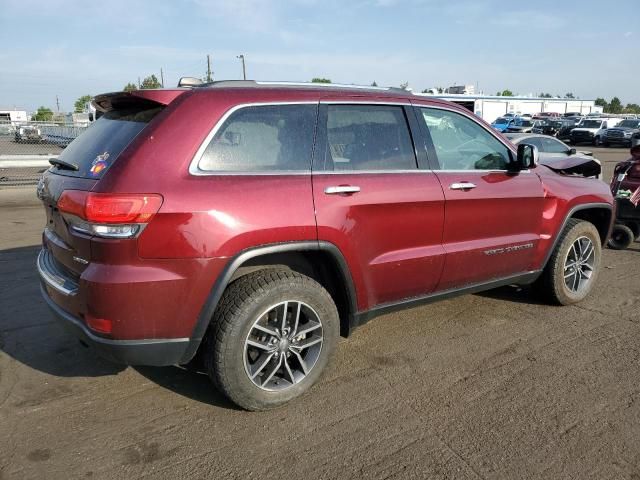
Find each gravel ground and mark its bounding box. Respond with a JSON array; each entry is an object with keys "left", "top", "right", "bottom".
[{"left": 1, "top": 147, "right": 639, "bottom": 479}]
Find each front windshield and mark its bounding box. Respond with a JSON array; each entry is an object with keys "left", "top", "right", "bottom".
[
  {"left": 579, "top": 120, "right": 603, "bottom": 129},
  {"left": 494, "top": 117, "right": 510, "bottom": 124},
  {"left": 514, "top": 119, "right": 533, "bottom": 127},
  {"left": 617, "top": 120, "right": 640, "bottom": 128}
]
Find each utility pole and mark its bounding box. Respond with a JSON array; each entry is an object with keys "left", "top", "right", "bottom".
[
  {"left": 160, "top": 68, "right": 164, "bottom": 87},
  {"left": 206, "top": 55, "right": 212, "bottom": 82},
  {"left": 237, "top": 54, "right": 246, "bottom": 80},
  {"left": 56, "top": 95, "right": 60, "bottom": 112},
  {"left": 138, "top": 77, "right": 141, "bottom": 88}
]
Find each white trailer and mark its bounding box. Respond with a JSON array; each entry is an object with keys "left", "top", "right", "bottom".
[
  {"left": 414, "top": 94, "right": 601, "bottom": 123},
  {"left": 0, "top": 109, "right": 28, "bottom": 124}
]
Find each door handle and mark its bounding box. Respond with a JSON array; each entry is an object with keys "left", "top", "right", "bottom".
[
  {"left": 324, "top": 185, "right": 361, "bottom": 195},
  {"left": 449, "top": 182, "right": 477, "bottom": 190}
]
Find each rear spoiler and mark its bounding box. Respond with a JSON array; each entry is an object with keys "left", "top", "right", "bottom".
[{"left": 92, "top": 89, "right": 186, "bottom": 113}]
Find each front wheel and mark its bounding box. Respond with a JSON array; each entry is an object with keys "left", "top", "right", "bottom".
[
  {"left": 535, "top": 219, "right": 601, "bottom": 305},
  {"left": 204, "top": 269, "right": 339, "bottom": 411}
]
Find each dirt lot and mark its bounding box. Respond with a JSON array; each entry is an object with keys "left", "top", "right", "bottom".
[{"left": 1, "top": 148, "right": 639, "bottom": 479}]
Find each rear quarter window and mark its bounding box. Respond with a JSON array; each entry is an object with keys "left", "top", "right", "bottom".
[{"left": 197, "top": 104, "right": 317, "bottom": 173}]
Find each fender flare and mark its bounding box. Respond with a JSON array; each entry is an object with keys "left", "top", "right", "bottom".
[
  {"left": 540, "top": 202, "right": 613, "bottom": 270},
  {"left": 179, "top": 241, "right": 358, "bottom": 364}
]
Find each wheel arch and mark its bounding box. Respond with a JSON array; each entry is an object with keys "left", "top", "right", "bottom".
[
  {"left": 541, "top": 202, "right": 613, "bottom": 270},
  {"left": 180, "top": 241, "right": 358, "bottom": 364}
]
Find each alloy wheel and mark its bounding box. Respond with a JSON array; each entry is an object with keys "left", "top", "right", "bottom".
[
  {"left": 563, "top": 236, "right": 596, "bottom": 293},
  {"left": 243, "top": 301, "right": 324, "bottom": 391}
]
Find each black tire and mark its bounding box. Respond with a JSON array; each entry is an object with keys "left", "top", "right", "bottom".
[
  {"left": 535, "top": 219, "right": 601, "bottom": 305},
  {"left": 594, "top": 136, "right": 602, "bottom": 146},
  {"left": 608, "top": 224, "right": 634, "bottom": 250},
  {"left": 625, "top": 222, "right": 640, "bottom": 241},
  {"left": 204, "top": 269, "right": 339, "bottom": 411}
]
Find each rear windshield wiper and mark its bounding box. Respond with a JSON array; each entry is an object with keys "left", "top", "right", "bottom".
[{"left": 49, "top": 158, "right": 79, "bottom": 171}]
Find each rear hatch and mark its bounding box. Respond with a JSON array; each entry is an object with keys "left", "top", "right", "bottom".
[{"left": 38, "top": 90, "right": 183, "bottom": 281}]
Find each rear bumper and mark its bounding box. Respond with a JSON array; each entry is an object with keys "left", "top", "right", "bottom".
[{"left": 40, "top": 284, "right": 190, "bottom": 366}]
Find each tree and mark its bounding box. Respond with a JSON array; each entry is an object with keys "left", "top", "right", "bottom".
[
  {"left": 371, "top": 81, "right": 378, "bottom": 87},
  {"left": 33, "top": 106, "right": 54, "bottom": 122},
  {"left": 399, "top": 82, "right": 409, "bottom": 90},
  {"left": 500, "top": 89, "right": 513, "bottom": 97},
  {"left": 608, "top": 97, "right": 622, "bottom": 114},
  {"left": 594, "top": 98, "right": 607, "bottom": 107},
  {"left": 141, "top": 74, "right": 162, "bottom": 89},
  {"left": 74, "top": 94, "right": 92, "bottom": 113},
  {"left": 565, "top": 92, "right": 575, "bottom": 99},
  {"left": 624, "top": 103, "right": 640, "bottom": 114},
  {"left": 123, "top": 82, "right": 138, "bottom": 92},
  {"left": 311, "top": 78, "right": 331, "bottom": 83},
  {"left": 539, "top": 92, "right": 553, "bottom": 98}
]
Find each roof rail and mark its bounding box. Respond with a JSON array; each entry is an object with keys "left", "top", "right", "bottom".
[{"left": 178, "top": 79, "right": 413, "bottom": 94}]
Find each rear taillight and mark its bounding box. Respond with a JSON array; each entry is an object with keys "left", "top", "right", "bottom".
[{"left": 58, "top": 190, "right": 163, "bottom": 239}]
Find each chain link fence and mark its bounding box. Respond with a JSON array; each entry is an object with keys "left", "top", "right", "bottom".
[{"left": 0, "top": 120, "right": 88, "bottom": 187}]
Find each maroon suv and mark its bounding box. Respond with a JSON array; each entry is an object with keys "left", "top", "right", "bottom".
[{"left": 37, "top": 81, "right": 614, "bottom": 410}]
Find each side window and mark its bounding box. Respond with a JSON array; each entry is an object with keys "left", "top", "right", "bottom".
[
  {"left": 523, "top": 137, "right": 544, "bottom": 151},
  {"left": 198, "top": 104, "right": 316, "bottom": 172},
  {"left": 541, "top": 137, "right": 569, "bottom": 153},
  {"left": 323, "top": 105, "right": 417, "bottom": 171},
  {"left": 419, "top": 108, "right": 512, "bottom": 170}
]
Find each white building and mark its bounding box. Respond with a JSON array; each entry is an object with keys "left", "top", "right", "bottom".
[
  {"left": 415, "top": 94, "right": 603, "bottom": 122},
  {"left": 445, "top": 85, "right": 475, "bottom": 95},
  {"left": 0, "top": 109, "right": 29, "bottom": 124}
]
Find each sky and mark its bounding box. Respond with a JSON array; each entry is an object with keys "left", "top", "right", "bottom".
[{"left": 1, "top": 0, "right": 639, "bottom": 112}]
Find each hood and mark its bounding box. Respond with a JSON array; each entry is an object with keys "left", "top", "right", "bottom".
[
  {"left": 608, "top": 127, "right": 639, "bottom": 132},
  {"left": 572, "top": 127, "right": 600, "bottom": 133},
  {"left": 539, "top": 154, "right": 601, "bottom": 178}
]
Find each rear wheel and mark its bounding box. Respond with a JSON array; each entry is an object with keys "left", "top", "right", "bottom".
[
  {"left": 608, "top": 224, "right": 634, "bottom": 250},
  {"left": 535, "top": 219, "right": 601, "bottom": 305},
  {"left": 204, "top": 269, "right": 339, "bottom": 411}
]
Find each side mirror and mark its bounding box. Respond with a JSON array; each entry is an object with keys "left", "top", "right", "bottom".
[
  {"left": 514, "top": 143, "right": 539, "bottom": 170},
  {"left": 568, "top": 148, "right": 577, "bottom": 155}
]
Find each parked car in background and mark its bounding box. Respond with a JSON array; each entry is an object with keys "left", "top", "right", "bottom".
[
  {"left": 506, "top": 133, "right": 602, "bottom": 179},
  {"left": 505, "top": 118, "right": 535, "bottom": 133},
  {"left": 36, "top": 81, "right": 614, "bottom": 410},
  {"left": 633, "top": 132, "right": 640, "bottom": 148},
  {"left": 570, "top": 118, "right": 622, "bottom": 146},
  {"left": 491, "top": 116, "right": 515, "bottom": 132},
  {"left": 603, "top": 119, "right": 640, "bottom": 147},
  {"left": 532, "top": 119, "right": 562, "bottom": 137},
  {"left": 557, "top": 118, "right": 581, "bottom": 141},
  {"left": 533, "top": 112, "right": 561, "bottom": 120},
  {"left": 563, "top": 112, "right": 583, "bottom": 119},
  {"left": 0, "top": 122, "right": 15, "bottom": 136},
  {"left": 14, "top": 125, "right": 43, "bottom": 143}
]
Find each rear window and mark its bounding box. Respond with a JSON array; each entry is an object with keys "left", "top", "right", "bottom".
[
  {"left": 197, "top": 104, "right": 317, "bottom": 172},
  {"left": 50, "top": 106, "right": 162, "bottom": 178}
]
